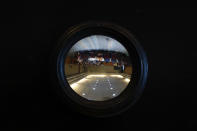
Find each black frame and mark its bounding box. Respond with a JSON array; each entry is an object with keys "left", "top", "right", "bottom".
[{"left": 55, "top": 22, "right": 148, "bottom": 117}]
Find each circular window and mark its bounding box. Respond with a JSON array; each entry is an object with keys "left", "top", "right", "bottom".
[
  {"left": 54, "top": 22, "right": 148, "bottom": 117},
  {"left": 65, "top": 35, "right": 132, "bottom": 101}
]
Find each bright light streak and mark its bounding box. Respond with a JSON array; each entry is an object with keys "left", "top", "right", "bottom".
[
  {"left": 124, "top": 78, "right": 130, "bottom": 82},
  {"left": 87, "top": 75, "right": 106, "bottom": 78},
  {"left": 88, "top": 57, "right": 96, "bottom": 61},
  {"left": 77, "top": 78, "right": 88, "bottom": 83},
  {"left": 70, "top": 83, "right": 78, "bottom": 90},
  {"left": 70, "top": 78, "right": 88, "bottom": 90},
  {"left": 110, "top": 75, "right": 123, "bottom": 78}
]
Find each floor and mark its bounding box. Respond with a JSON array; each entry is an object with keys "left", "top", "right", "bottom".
[{"left": 69, "top": 74, "right": 130, "bottom": 101}]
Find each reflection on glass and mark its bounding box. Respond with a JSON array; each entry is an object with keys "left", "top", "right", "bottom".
[{"left": 65, "top": 35, "right": 132, "bottom": 101}]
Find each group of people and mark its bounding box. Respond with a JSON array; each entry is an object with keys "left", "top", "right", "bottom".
[{"left": 71, "top": 50, "right": 130, "bottom": 72}]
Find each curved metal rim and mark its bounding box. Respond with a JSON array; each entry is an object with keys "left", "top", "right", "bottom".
[{"left": 56, "top": 21, "right": 148, "bottom": 117}]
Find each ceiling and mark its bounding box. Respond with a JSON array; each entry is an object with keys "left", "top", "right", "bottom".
[{"left": 69, "top": 35, "right": 129, "bottom": 56}]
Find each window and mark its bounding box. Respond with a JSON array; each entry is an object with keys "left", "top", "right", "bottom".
[{"left": 55, "top": 22, "right": 148, "bottom": 117}]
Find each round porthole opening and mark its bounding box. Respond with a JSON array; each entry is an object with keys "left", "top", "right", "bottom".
[
  {"left": 55, "top": 22, "right": 148, "bottom": 117},
  {"left": 65, "top": 35, "right": 132, "bottom": 101}
]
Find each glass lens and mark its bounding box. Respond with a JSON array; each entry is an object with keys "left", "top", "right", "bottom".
[{"left": 64, "top": 35, "right": 132, "bottom": 101}]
